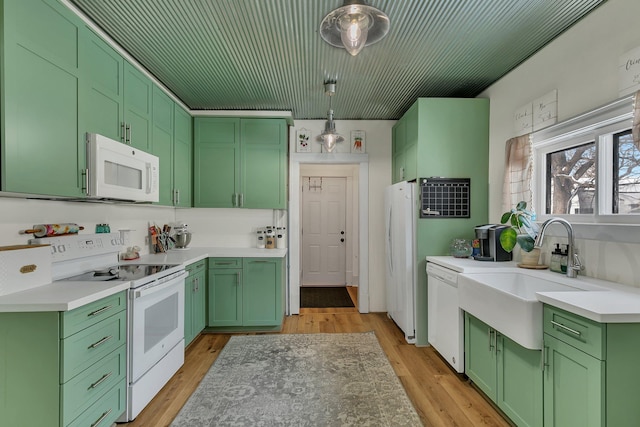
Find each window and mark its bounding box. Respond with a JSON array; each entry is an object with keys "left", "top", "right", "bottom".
[{"left": 532, "top": 95, "right": 637, "bottom": 224}]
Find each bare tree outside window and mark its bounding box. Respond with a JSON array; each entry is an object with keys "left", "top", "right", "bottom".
[
  {"left": 546, "top": 142, "right": 596, "bottom": 214},
  {"left": 613, "top": 130, "right": 640, "bottom": 214}
]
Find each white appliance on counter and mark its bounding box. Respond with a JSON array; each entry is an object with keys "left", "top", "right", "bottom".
[
  {"left": 426, "top": 262, "right": 464, "bottom": 373},
  {"left": 30, "top": 233, "right": 187, "bottom": 422},
  {"left": 85, "top": 133, "right": 160, "bottom": 202},
  {"left": 384, "top": 181, "right": 417, "bottom": 343}
]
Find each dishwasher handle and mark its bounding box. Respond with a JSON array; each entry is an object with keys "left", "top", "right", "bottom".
[{"left": 426, "top": 263, "right": 458, "bottom": 286}]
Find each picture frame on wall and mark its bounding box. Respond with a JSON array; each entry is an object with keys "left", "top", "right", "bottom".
[
  {"left": 350, "top": 130, "right": 366, "bottom": 153},
  {"left": 296, "top": 128, "right": 312, "bottom": 152}
]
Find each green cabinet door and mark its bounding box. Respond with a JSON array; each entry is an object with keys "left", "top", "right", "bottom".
[
  {"left": 403, "top": 106, "right": 418, "bottom": 182},
  {"left": 194, "top": 118, "right": 241, "bottom": 207},
  {"left": 79, "top": 29, "right": 124, "bottom": 142},
  {"left": 242, "top": 258, "right": 283, "bottom": 326},
  {"left": 184, "top": 274, "right": 194, "bottom": 346},
  {"left": 497, "top": 335, "right": 543, "bottom": 427},
  {"left": 2, "top": 0, "right": 84, "bottom": 197},
  {"left": 185, "top": 261, "right": 207, "bottom": 346},
  {"left": 207, "top": 268, "right": 243, "bottom": 327},
  {"left": 465, "top": 313, "right": 497, "bottom": 400},
  {"left": 543, "top": 334, "right": 604, "bottom": 427},
  {"left": 241, "top": 119, "right": 287, "bottom": 209},
  {"left": 123, "top": 61, "right": 152, "bottom": 151},
  {"left": 151, "top": 86, "right": 174, "bottom": 205},
  {"left": 173, "top": 105, "right": 193, "bottom": 207},
  {"left": 192, "top": 269, "right": 207, "bottom": 334}
]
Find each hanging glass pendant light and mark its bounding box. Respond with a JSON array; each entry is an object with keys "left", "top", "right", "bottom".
[
  {"left": 317, "top": 82, "right": 344, "bottom": 153},
  {"left": 320, "top": 0, "right": 390, "bottom": 56}
]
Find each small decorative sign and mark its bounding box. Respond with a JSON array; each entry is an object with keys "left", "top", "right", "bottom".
[
  {"left": 296, "top": 128, "right": 311, "bottom": 152},
  {"left": 350, "top": 130, "right": 366, "bottom": 153},
  {"left": 514, "top": 103, "right": 533, "bottom": 136},
  {"left": 619, "top": 46, "right": 640, "bottom": 97},
  {"left": 533, "top": 89, "right": 557, "bottom": 131}
]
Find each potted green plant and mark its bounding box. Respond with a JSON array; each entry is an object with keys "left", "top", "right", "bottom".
[{"left": 499, "top": 201, "right": 540, "bottom": 264}]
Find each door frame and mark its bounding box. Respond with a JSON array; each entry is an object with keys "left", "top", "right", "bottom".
[{"left": 289, "top": 153, "right": 369, "bottom": 314}]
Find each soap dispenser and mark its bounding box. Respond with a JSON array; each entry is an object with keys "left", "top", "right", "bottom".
[
  {"left": 550, "top": 244, "right": 563, "bottom": 273},
  {"left": 560, "top": 244, "right": 569, "bottom": 273}
]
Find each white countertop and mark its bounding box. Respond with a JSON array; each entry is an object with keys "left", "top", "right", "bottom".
[
  {"left": 427, "top": 255, "right": 640, "bottom": 323},
  {"left": 0, "top": 247, "right": 287, "bottom": 313}
]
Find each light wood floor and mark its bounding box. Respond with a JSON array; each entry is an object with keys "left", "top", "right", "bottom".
[{"left": 123, "top": 288, "right": 511, "bottom": 427}]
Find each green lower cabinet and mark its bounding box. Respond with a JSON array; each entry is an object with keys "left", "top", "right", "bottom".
[
  {"left": 207, "top": 257, "right": 284, "bottom": 331},
  {"left": 542, "top": 305, "right": 640, "bottom": 427},
  {"left": 465, "top": 313, "right": 543, "bottom": 427},
  {"left": 543, "top": 334, "right": 604, "bottom": 427},
  {"left": 184, "top": 260, "right": 207, "bottom": 346},
  {"left": 0, "top": 292, "right": 127, "bottom": 427}
]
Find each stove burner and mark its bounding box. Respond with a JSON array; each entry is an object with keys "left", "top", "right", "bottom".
[{"left": 65, "top": 264, "right": 180, "bottom": 283}]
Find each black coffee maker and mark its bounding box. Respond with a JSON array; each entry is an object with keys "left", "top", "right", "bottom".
[{"left": 473, "top": 224, "right": 513, "bottom": 262}]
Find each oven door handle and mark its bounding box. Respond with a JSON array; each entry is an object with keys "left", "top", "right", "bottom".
[{"left": 134, "top": 270, "right": 188, "bottom": 299}]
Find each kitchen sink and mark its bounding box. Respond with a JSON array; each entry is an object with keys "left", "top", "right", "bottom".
[{"left": 458, "top": 272, "right": 582, "bottom": 350}]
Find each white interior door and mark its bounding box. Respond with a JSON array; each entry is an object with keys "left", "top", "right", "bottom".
[{"left": 302, "top": 177, "right": 346, "bottom": 286}]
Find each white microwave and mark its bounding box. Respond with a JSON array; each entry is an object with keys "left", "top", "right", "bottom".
[{"left": 85, "top": 133, "right": 159, "bottom": 202}]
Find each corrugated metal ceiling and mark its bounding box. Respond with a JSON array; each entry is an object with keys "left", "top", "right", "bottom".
[{"left": 68, "top": 0, "right": 606, "bottom": 120}]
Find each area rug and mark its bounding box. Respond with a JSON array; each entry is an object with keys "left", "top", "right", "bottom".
[
  {"left": 171, "top": 332, "right": 422, "bottom": 426},
  {"left": 300, "top": 286, "right": 355, "bottom": 308}
]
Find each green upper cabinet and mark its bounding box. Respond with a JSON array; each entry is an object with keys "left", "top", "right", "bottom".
[
  {"left": 194, "top": 118, "right": 240, "bottom": 208},
  {"left": 151, "top": 86, "right": 174, "bottom": 205},
  {"left": 123, "top": 61, "right": 153, "bottom": 151},
  {"left": 79, "top": 29, "right": 124, "bottom": 142},
  {"left": 80, "top": 32, "right": 152, "bottom": 151},
  {"left": 391, "top": 105, "right": 418, "bottom": 183},
  {"left": 194, "top": 117, "right": 287, "bottom": 209},
  {"left": 173, "top": 105, "right": 193, "bottom": 207},
  {"left": 1, "top": 0, "right": 85, "bottom": 197}
]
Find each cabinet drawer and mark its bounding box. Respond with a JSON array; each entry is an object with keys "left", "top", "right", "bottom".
[
  {"left": 186, "top": 259, "right": 207, "bottom": 274},
  {"left": 66, "top": 381, "right": 126, "bottom": 427},
  {"left": 61, "top": 310, "right": 127, "bottom": 382},
  {"left": 543, "top": 305, "right": 605, "bottom": 359},
  {"left": 61, "top": 291, "right": 126, "bottom": 338},
  {"left": 61, "top": 346, "right": 126, "bottom": 426},
  {"left": 209, "top": 257, "right": 241, "bottom": 268}
]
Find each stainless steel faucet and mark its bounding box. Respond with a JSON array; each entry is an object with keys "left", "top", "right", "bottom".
[{"left": 534, "top": 218, "right": 583, "bottom": 278}]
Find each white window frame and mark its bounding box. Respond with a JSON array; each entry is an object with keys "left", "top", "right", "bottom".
[{"left": 531, "top": 95, "right": 636, "bottom": 227}]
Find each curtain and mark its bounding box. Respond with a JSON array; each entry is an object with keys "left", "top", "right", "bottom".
[
  {"left": 634, "top": 90, "right": 640, "bottom": 150},
  {"left": 502, "top": 134, "right": 532, "bottom": 212}
]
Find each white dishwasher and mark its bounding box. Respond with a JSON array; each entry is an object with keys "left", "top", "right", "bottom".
[{"left": 427, "top": 262, "right": 464, "bottom": 373}]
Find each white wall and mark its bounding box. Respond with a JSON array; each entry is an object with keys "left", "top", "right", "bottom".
[{"left": 480, "top": 0, "right": 640, "bottom": 286}]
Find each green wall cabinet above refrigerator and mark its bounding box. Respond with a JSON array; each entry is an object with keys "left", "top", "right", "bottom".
[{"left": 194, "top": 117, "right": 287, "bottom": 209}]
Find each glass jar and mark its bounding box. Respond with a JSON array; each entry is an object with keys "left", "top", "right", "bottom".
[{"left": 450, "top": 239, "right": 473, "bottom": 258}]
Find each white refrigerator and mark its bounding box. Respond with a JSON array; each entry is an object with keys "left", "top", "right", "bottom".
[{"left": 384, "top": 181, "right": 417, "bottom": 344}]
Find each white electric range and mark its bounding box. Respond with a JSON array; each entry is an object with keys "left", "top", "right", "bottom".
[{"left": 30, "top": 233, "right": 188, "bottom": 422}]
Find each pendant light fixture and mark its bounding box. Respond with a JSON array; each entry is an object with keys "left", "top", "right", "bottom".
[
  {"left": 320, "top": 0, "right": 390, "bottom": 56},
  {"left": 317, "top": 81, "right": 344, "bottom": 153}
]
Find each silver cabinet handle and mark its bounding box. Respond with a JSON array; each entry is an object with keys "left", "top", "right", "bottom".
[
  {"left": 88, "top": 305, "right": 112, "bottom": 317},
  {"left": 236, "top": 272, "right": 241, "bottom": 285},
  {"left": 232, "top": 193, "right": 237, "bottom": 207},
  {"left": 542, "top": 344, "right": 549, "bottom": 371},
  {"left": 550, "top": 320, "right": 581, "bottom": 336},
  {"left": 176, "top": 189, "right": 180, "bottom": 206},
  {"left": 89, "top": 371, "right": 113, "bottom": 390},
  {"left": 239, "top": 193, "right": 244, "bottom": 207},
  {"left": 488, "top": 328, "right": 494, "bottom": 352},
  {"left": 91, "top": 409, "right": 113, "bottom": 427},
  {"left": 121, "top": 123, "right": 126, "bottom": 142},
  {"left": 88, "top": 335, "right": 113, "bottom": 349},
  {"left": 125, "top": 124, "right": 131, "bottom": 144},
  {"left": 82, "top": 168, "right": 90, "bottom": 195}
]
